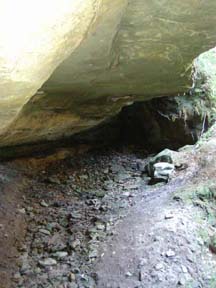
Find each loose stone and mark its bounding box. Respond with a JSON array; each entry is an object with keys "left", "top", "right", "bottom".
[
  {"left": 125, "top": 271, "right": 132, "bottom": 277},
  {"left": 181, "top": 265, "right": 188, "bottom": 273},
  {"left": 69, "top": 272, "right": 76, "bottom": 282},
  {"left": 38, "top": 258, "right": 57, "bottom": 267},
  {"left": 40, "top": 200, "right": 49, "bottom": 207},
  {"left": 166, "top": 249, "right": 176, "bottom": 257},
  {"left": 178, "top": 277, "right": 186, "bottom": 286},
  {"left": 53, "top": 251, "right": 68, "bottom": 259},
  {"left": 155, "top": 263, "right": 163, "bottom": 271},
  {"left": 164, "top": 213, "right": 174, "bottom": 220},
  {"left": 39, "top": 228, "right": 51, "bottom": 236}
]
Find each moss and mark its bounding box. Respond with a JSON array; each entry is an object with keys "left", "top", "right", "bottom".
[
  {"left": 196, "top": 123, "right": 216, "bottom": 147},
  {"left": 174, "top": 181, "right": 216, "bottom": 202},
  {"left": 174, "top": 181, "right": 216, "bottom": 248}
]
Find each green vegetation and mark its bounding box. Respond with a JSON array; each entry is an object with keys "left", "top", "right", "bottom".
[
  {"left": 174, "top": 181, "right": 216, "bottom": 202},
  {"left": 174, "top": 182, "right": 216, "bottom": 246},
  {"left": 196, "top": 123, "right": 216, "bottom": 147}
]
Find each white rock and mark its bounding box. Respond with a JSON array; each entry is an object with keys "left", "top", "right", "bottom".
[
  {"left": 154, "top": 162, "right": 175, "bottom": 180},
  {"left": 53, "top": 251, "right": 68, "bottom": 259},
  {"left": 39, "top": 229, "right": 51, "bottom": 236},
  {"left": 39, "top": 258, "right": 57, "bottom": 267},
  {"left": 40, "top": 200, "right": 49, "bottom": 207},
  {"left": 166, "top": 249, "right": 176, "bottom": 257},
  {"left": 125, "top": 271, "right": 132, "bottom": 277},
  {"left": 155, "top": 263, "right": 163, "bottom": 270},
  {"left": 181, "top": 265, "right": 188, "bottom": 273},
  {"left": 178, "top": 277, "right": 186, "bottom": 286}
]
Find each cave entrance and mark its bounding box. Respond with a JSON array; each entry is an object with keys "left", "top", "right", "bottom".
[
  {"left": 0, "top": 92, "right": 211, "bottom": 160},
  {"left": 73, "top": 93, "right": 210, "bottom": 154}
]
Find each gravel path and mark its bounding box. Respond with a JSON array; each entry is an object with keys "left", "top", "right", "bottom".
[
  {"left": 95, "top": 182, "right": 216, "bottom": 288},
  {"left": 1, "top": 146, "right": 216, "bottom": 288}
]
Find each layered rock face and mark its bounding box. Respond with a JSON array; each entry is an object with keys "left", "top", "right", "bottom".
[
  {"left": 0, "top": 0, "right": 101, "bottom": 140},
  {"left": 1, "top": 0, "right": 216, "bottom": 147}
]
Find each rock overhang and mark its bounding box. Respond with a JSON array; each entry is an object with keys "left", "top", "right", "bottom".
[{"left": 1, "top": 0, "right": 216, "bottom": 147}]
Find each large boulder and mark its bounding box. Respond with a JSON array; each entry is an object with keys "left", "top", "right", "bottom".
[{"left": 1, "top": 0, "right": 216, "bottom": 147}]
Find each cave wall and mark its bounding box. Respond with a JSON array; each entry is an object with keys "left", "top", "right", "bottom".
[{"left": 1, "top": 0, "right": 216, "bottom": 147}]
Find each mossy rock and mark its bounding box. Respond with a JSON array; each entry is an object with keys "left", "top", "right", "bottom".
[{"left": 196, "top": 184, "right": 216, "bottom": 201}]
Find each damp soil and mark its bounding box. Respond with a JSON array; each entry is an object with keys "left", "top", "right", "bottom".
[{"left": 1, "top": 141, "right": 216, "bottom": 288}]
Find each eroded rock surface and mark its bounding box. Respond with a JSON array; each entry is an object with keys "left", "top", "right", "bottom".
[
  {"left": 0, "top": 0, "right": 101, "bottom": 132},
  {"left": 1, "top": 1, "right": 216, "bottom": 146}
]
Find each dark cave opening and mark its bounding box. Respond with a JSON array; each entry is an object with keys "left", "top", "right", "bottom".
[{"left": 0, "top": 94, "right": 210, "bottom": 160}]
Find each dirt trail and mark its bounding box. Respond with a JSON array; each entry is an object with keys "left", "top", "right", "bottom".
[
  {"left": 95, "top": 181, "right": 215, "bottom": 288},
  {"left": 0, "top": 164, "right": 26, "bottom": 288}
]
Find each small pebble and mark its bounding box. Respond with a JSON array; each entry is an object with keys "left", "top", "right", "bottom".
[
  {"left": 166, "top": 249, "right": 175, "bottom": 257},
  {"left": 164, "top": 213, "right": 174, "bottom": 220},
  {"left": 39, "top": 229, "right": 51, "bottom": 236},
  {"left": 178, "top": 277, "right": 186, "bottom": 286},
  {"left": 40, "top": 200, "right": 49, "bottom": 207},
  {"left": 125, "top": 271, "right": 132, "bottom": 277},
  {"left": 53, "top": 251, "right": 68, "bottom": 259},
  {"left": 38, "top": 258, "right": 57, "bottom": 267},
  {"left": 139, "top": 270, "right": 145, "bottom": 281},
  {"left": 155, "top": 263, "right": 163, "bottom": 271},
  {"left": 18, "top": 208, "right": 26, "bottom": 214},
  {"left": 181, "top": 265, "right": 188, "bottom": 273},
  {"left": 69, "top": 272, "right": 76, "bottom": 282}
]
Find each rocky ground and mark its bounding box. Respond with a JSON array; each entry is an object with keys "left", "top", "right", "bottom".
[
  {"left": 1, "top": 127, "right": 216, "bottom": 288},
  {"left": 11, "top": 147, "right": 149, "bottom": 288}
]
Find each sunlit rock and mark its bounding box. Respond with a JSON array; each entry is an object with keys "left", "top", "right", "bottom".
[
  {"left": 1, "top": 0, "right": 216, "bottom": 147},
  {"left": 0, "top": 0, "right": 101, "bottom": 131}
]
